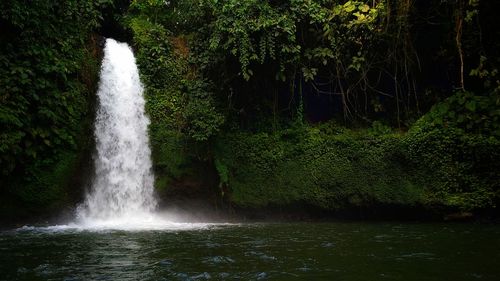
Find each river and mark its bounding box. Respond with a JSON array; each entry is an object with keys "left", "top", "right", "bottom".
[{"left": 0, "top": 222, "right": 499, "bottom": 280}]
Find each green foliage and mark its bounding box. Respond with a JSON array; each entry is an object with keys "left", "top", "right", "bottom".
[
  {"left": 208, "top": 0, "right": 299, "bottom": 80},
  {"left": 128, "top": 13, "right": 224, "bottom": 141},
  {"left": 13, "top": 151, "right": 78, "bottom": 208},
  {"left": 127, "top": 6, "right": 225, "bottom": 195},
  {"left": 214, "top": 124, "right": 424, "bottom": 209},
  {"left": 214, "top": 116, "right": 499, "bottom": 212},
  {"left": 369, "top": 121, "right": 393, "bottom": 135},
  {"left": 0, "top": 1, "right": 110, "bottom": 211},
  {"left": 128, "top": 14, "right": 189, "bottom": 188},
  {"left": 415, "top": 91, "right": 500, "bottom": 137},
  {"left": 405, "top": 92, "right": 500, "bottom": 210},
  {"left": 470, "top": 56, "right": 500, "bottom": 92},
  {"left": 182, "top": 80, "right": 225, "bottom": 141},
  {"left": 215, "top": 159, "right": 229, "bottom": 186},
  {"left": 127, "top": 0, "right": 500, "bottom": 215},
  {"left": 406, "top": 127, "right": 499, "bottom": 211},
  {"left": 206, "top": 0, "right": 385, "bottom": 81}
]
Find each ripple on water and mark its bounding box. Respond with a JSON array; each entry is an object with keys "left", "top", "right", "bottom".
[
  {"left": 321, "top": 242, "right": 335, "bottom": 248},
  {"left": 256, "top": 272, "right": 267, "bottom": 280},
  {"left": 205, "top": 241, "right": 221, "bottom": 248},
  {"left": 158, "top": 259, "right": 174, "bottom": 267},
  {"left": 218, "top": 272, "right": 230, "bottom": 278},
  {"left": 62, "top": 276, "right": 81, "bottom": 281},
  {"left": 191, "top": 272, "right": 211, "bottom": 280},
  {"left": 17, "top": 267, "right": 29, "bottom": 274},
  {"left": 202, "top": 255, "right": 235, "bottom": 265},
  {"left": 15, "top": 221, "right": 238, "bottom": 233},
  {"left": 1, "top": 222, "right": 499, "bottom": 281},
  {"left": 297, "top": 266, "right": 312, "bottom": 272},
  {"left": 244, "top": 250, "right": 277, "bottom": 262},
  {"left": 35, "top": 264, "right": 52, "bottom": 275},
  {"left": 397, "top": 252, "right": 436, "bottom": 260}
]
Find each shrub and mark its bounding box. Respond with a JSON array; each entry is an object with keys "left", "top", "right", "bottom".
[{"left": 214, "top": 123, "right": 425, "bottom": 210}]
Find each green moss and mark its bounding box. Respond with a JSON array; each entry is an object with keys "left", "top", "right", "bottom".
[
  {"left": 18, "top": 152, "right": 78, "bottom": 206},
  {"left": 213, "top": 115, "right": 499, "bottom": 212},
  {"left": 154, "top": 175, "right": 171, "bottom": 193},
  {"left": 214, "top": 123, "right": 426, "bottom": 210},
  {"left": 405, "top": 124, "right": 500, "bottom": 211}
]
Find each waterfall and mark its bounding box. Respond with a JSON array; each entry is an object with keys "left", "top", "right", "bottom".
[
  {"left": 76, "top": 38, "right": 157, "bottom": 224},
  {"left": 16, "top": 38, "right": 226, "bottom": 231}
]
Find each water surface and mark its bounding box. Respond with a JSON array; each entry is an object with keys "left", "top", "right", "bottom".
[{"left": 0, "top": 222, "right": 499, "bottom": 280}]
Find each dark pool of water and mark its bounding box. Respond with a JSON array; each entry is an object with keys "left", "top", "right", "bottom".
[{"left": 0, "top": 222, "right": 499, "bottom": 280}]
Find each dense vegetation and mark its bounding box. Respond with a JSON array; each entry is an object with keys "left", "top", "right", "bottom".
[
  {"left": 1, "top": 0, "right": 499, "bottom": 220},
  {"left": 0, "top": 1, "right": 113, "bottom": 219}
]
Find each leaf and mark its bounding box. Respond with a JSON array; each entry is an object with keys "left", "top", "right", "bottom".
[
  {"left": 360, "top": 4, "right": 370, "bottom": 13},
  {"left": 344, "top": 1, "right": 356, "bottom": 13},
  {"left": 465, "top": 101, "right": 476, "bottom": 112},
  {"left": 302, "top": 67, "right": 317, "bottom": 82}
]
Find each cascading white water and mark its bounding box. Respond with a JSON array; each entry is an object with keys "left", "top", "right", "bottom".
[
  {"left": 76, "top": 38, "right": 157, "bottom": 225},
  {"left": 18, "top": 37, "right": 232, "bottom": 231},
  {"left": 18, "top": 38, "right": 230, "bottom": 231}
]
